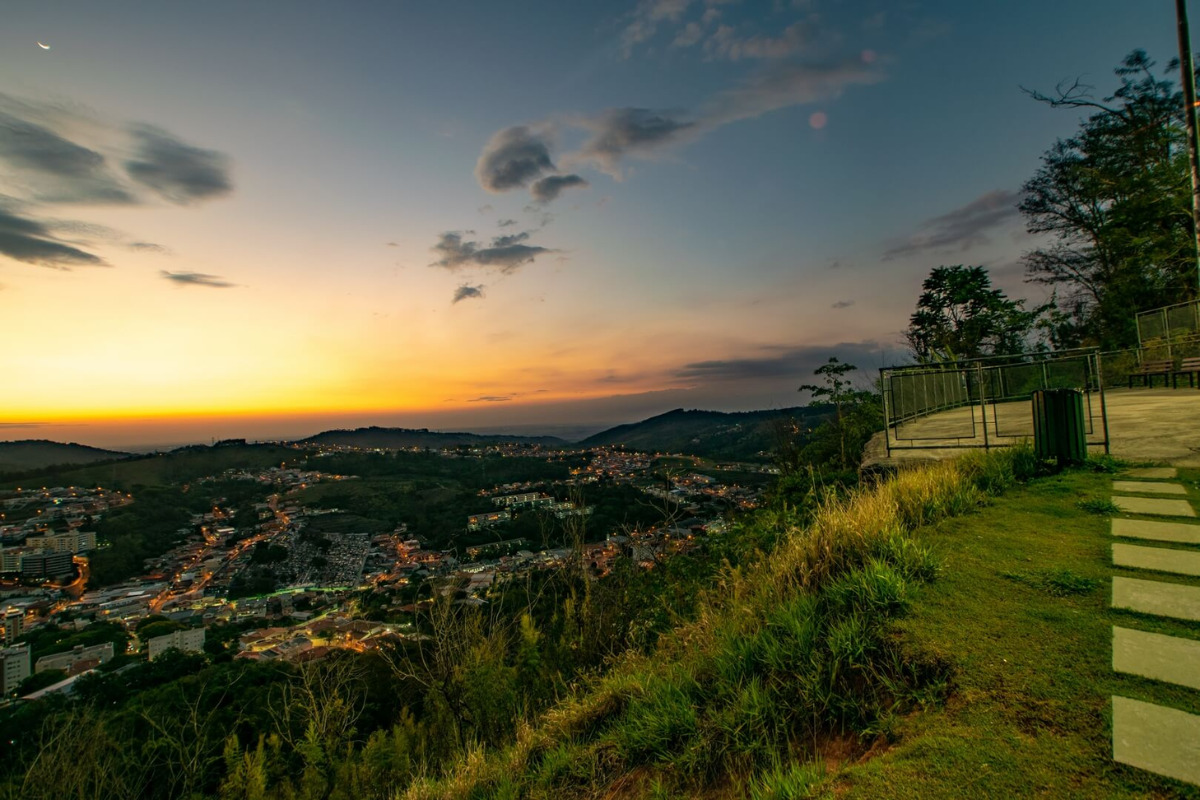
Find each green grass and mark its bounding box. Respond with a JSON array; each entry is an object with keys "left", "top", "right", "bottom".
[
  {"left": 1077, "top": 497, "right": 1121, "bottom": 515},
  {"left": 830, "top": 466, "right": 1200, "bottom": 799},
  {"left": 399, "top": 450, "right": 1037, "bottom": 799},
  {"left": 397, "top": 457, "right": 1200, "bottom": 799}
]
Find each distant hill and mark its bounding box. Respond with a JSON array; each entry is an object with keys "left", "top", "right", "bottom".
[
  {"left": 0, "top": 439, "right": 129, "bottom": 474},
  {"left": 298, "top": 426, "right": 567, "bottom": 449},
  {"left": 581, "top": 407, "right": 828, "bottom": 462}
]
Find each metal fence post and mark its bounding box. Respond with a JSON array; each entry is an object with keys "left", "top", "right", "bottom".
[
  {"left": 882, "top": 372, "right": 892, "bottom": 457},
  {"left": 978, "top": 362, "right": 990, "bottom": 450},
  {"left": 1096, "top": 351, "right": 1111, "bottom": 455}
]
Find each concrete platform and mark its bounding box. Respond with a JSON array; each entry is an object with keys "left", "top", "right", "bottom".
[
  {"left": 1113, "top": 627, "right": 1200, "bottom": 690},
  {"left": 1112, "top": 496, "right": 1196, "bottom": 518},
  {"left": 1112, "top": 577, "right": 1200, "bottom": 622},
  {"left": 1112, "top": 696, "right": 1200, "bottom": 786},
  {"left": 1126, "top": 468, "right": 1179, "bottom": 479},
  {"left": 866, "top": 388, "right": 1200, "bottom": 470},
  {"left": 1111, "top": 481, "right": 1189, "bottom": 496},
  {"left": 1112, "top": 543, "right": 1200, "bottom": 577},
  {"left": 1112, "top": 518, "right": 1200, "bottom": 545}
]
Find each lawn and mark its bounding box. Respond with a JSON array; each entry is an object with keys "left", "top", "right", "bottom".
[{"left": 832, "top": 466, "right": 1200, "bottom": 799}]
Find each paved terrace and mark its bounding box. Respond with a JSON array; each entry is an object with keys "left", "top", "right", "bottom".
[{"left": 864, "top": 388, "right": 1200, "bottom": 470}]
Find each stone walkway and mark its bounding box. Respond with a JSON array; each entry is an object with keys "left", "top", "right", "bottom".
[{"left": 1109, "top": 467, "right": 1200, "bottom": 787}]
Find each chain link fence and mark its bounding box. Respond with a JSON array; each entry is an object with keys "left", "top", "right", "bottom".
[
  {"left": 881, "top": 350, "right": 1109, "bottom": 455},
  {"left": 1137, "top": 299, "right": 1200, "bottom": 343}
]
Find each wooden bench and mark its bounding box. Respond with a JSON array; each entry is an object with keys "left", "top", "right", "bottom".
[
  {"left": 1174, "top": 357, "right": 1200, "bottom": 388},
  {"left": 1128, "top": 360, "right": 1173, "bottom": 388}
]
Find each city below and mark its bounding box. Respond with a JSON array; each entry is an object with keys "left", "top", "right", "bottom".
[{"left": 0, "top": 439, "right": 776, "bottom": 698}]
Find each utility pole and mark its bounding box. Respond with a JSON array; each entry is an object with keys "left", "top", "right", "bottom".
[{"left": 1176, "top": 0, "right": 1200, "bottom": 294}]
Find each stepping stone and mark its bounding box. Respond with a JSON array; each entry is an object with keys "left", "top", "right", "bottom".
[
  {"left": 1112, "top": 496, "right": 1196, "bottom": 518},
  {"left": 1113, "top": 626, "right": 1200, "bottom": 690},
  {"left": 1112, "top": 577, "right": 1200, "bottom": 622},
  {"left": 1126, "top": 468, "right": 1178, "bottom": 479},
  {"left": 1112, "top": 518, "right": 1200, "bottom": 545},
  {"left": 1112, "top": 481, "right": 1189, "bottom": 496},
  {"left": 1113, "top": 543, "right": 1200, "bottom": 577},
  {"left": 1113, "top": 696, "right": 1200, "bottom": 786}
]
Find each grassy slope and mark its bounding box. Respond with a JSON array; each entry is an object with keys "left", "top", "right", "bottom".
[
  {"left": 834, "top": 467, "right": 1200, "bottom": 799},
  {"left": 402, "top": 459, "right": 1200, "bottom": 800}
]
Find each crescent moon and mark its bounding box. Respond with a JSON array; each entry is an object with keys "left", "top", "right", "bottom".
[{"left": 37, "top": 42, "right": 50, "bottom": 50}]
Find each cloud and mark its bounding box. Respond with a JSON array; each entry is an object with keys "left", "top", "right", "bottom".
[
  {"left": 497, "top": 218, "right": 518, "bottom": 227},
  {"left": 452, "top": 283, "right": 485, "bottom": 303},
  {"left": 531, "top": 174, "right": 589, "bottom": 203},
  {"left": 574, "top": 108, "right": 697, "bottom": 174},
  {"left": 704, "top": 21, "right": 815, "bottom": 61},
  {"left": 469, "top": 395, "right": 512, "bottom": 402},
  {"left": 0, "top": 94, "right": 234, "bottom": 273},
  {"left": 160, "top": 270, "right": 235, "bottom": 288},
  {"left": 430, "top": 231, "right": 555, "bottom": 273},
  {"left": 699, "top": 55, "right": 883, "bottom": 126},
  {"left": 673, "top": 21, "right": 705, "bottom": 48},
  {"left": 0, "top": 206, "right": 106, "bottom": 268},
  {"left": 475, "top": 125, "right": 556, "bottom": 193},
  {"left": 882, "top": 189, "right": 1021, "bottom": 261},
  {"left": 0, "top": 106, "right": 134, "bottom": 204},
  {"left": 477, "top": 55, "right": 882, "bottom": 183},
  {"left": 124, "top": 125, "right": 233, "bottom": 205},
  {"left": 831, "top": 299, "right": 855, "bottom": 309},
  {"left": 128, "top": 241, "right": 171, "bottom": 254},
  {"left": 620, "top": 0, "right": 696, "bottom": 58},
  {"left": 675, "top": 341, "right": 886, "bottom": 383}
]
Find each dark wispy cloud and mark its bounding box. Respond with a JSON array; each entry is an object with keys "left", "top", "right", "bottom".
[
  {"left": 160, "top": 270, "right": 235, "bottom": 288},
  {"left": 0, "top": 106, "right": 134, "bottom": 204},
  {"left": 675, "top": 341, "right": 885, "bottom": 383},
  {"left": 497, "top": 218, "right": 518, "bottom": 228},
  {"left": 831, "top": 299, "right": 855, "bottom": 309},
  {"left": 0, "top": 93, "right": 234, "bottom": 272},
  {"left": 469, "top": 395, "right": 512, "bottom": 403},
  {"left": 452, "top": 283, "right": 485, "bottom": 303},
  {"left": 531, "top": 174, "right": 589, "bottom": 203},
  {"left": 430, "top": 231, "right": 555, "bottom": 273},
  {"left": 128, "top": 241, "right": 171, "bottom": 254},
  {"left": 0, "top": 206, "right": 106, "bottom": 268},
  {"left": 475, "top": 126, "right": 556, "bottom": 193},
  {"left": 882, "top": 189, "right": 1021, "bottom": 261},
  {"left": 491, "top": 231, "right": 530, "bottom": 247},
  {"left": 477, "top": 50, "right": 881, "bottom": 186},
  {"left": 574, "top": 108, "right": 697, "bottom": 174},
  {"left": 125, "top": 125, "right": 233, "bottom": 205}
]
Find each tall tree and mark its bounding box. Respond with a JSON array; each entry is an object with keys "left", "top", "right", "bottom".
[
  {"left": 1020, "top": 50, "right": 1198, "bottom": 348},
  {"left": 798, "top": 357, "right": 881, "bottom": 471},
  {"left": 904, "top": 265, "right": 1039, "bottom": 363}
]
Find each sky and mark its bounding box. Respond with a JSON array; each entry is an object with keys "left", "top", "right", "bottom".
[{"left": 0, "top": 0, "right": 1191, "bottom": 448}]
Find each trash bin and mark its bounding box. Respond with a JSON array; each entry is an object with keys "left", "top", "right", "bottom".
[{"left": 1031, "top": 388, "right": 1087, "bottom": 466}]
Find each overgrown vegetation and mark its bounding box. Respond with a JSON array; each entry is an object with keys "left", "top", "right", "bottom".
[
  {"left": 394, "top": 447, "right": 1041, "bottom": 799},
  {"left": 1, "top": 445, "right": 1040, "bottom": 800}
]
